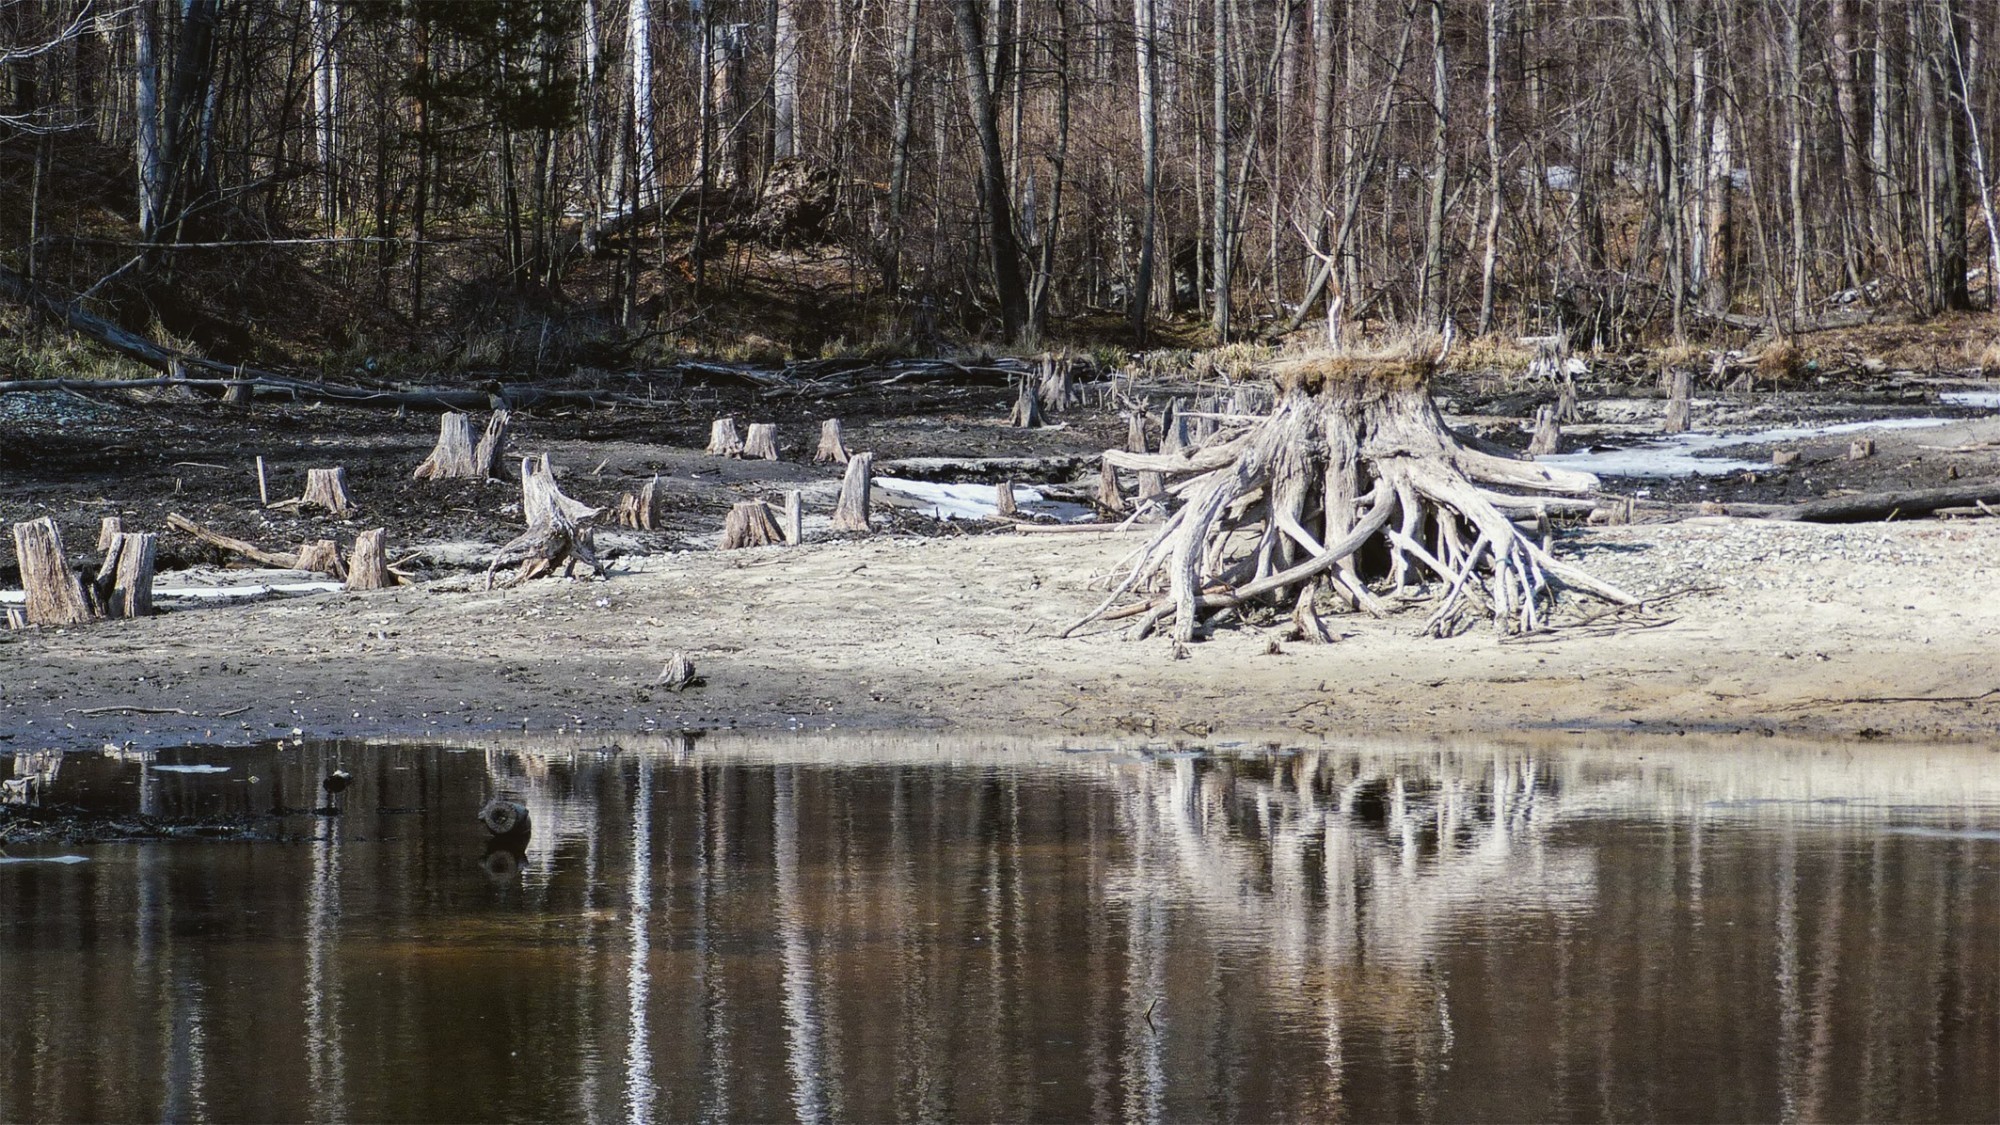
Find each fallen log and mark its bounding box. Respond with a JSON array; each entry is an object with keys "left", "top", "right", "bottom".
[
  {"left": 1778, "top": 479, "right": 2000, "bottom": 523},
  {"left": 166, "top": 513, "right": 298, "bottom": 568}
]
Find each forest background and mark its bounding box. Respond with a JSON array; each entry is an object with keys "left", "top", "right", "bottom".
[{"left": 3, "top": 0, "right": 1998, "bottom": 380}]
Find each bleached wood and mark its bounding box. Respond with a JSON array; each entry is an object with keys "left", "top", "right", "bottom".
[
  {"left": 95, "top": 531, "right": 156, "bottom": 618},
  {"left": 1008, "top": 378, "right": 1044, "bottom": 427},
  {"left": 345, "top": 528, "right": 395, "bottom": 590},
  {"left": 520, "top": 455, "right": 602, "bottom": 527},
  {"left": 13, "top": 518, "right": 91, "bottom": 626},
  {"left": 742, "top": 422, "right": 781, "bottom": 460},
  {"left": 96, "top": 517, "right": 123, "bottom": 551},
  {"left": 1663, "top": 369, "right": 1692, "bottom": 434},
  {"left": 996, "top": 481, "right": 1019, "bottom": 518},
  {"left": 295, "top": 538, "right": 348, "bottom": 580},
  {"left": 782, "top": 490, "right": 804, "bottom": 544},
  {"left": 299, "top": 467, "right": 353, "bottom": 513},
  {"left": 832, "top": 452, "right": 875, "bottom": 532},
  {"left": 1527, "top": 405, "right": 1561, "bottom": 456},
  {"left": 720, "top": 500, "right": 784, "bottom": 548},
  {"left": 814, "top": 418, "right": 851, "bottom": 463},
  {"left": 706, "top": 417, "right": 744, "bottom": 456},
  {"left": 1097, "top": 459, "right": 1128, "bottom": 514}
]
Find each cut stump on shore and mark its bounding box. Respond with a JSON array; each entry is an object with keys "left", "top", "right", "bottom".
[
  {"left": 814, "top": 419, "right": 850, "bottom": 464},
  {"left": 719, "top": 500, "right": 783, "bottom": 549},
  {"left": 832, "top": 452, "right": 875, "bottom": 532},
  {"left": 13, "top": 518, "right": 92, "bottom": 626}
]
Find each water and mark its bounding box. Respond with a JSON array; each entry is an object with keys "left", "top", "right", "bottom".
[{"left": 3, "top": 736, "right": 1997, "bottom": 1122}]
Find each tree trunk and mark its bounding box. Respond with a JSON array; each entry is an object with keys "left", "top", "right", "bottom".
[
  {"left": 832, "top": 451, "right": 875, "bottom": 531},
  {"left": 885, "top": 0, "right": 922, "bottom": 291},
  {"left": 1420, "top": 0, "right": 1449, "bottom": 328},
  {"left": 13, "top": 518, "right": 92, "bottom": 626},
  {"left": 134, "top": 0, "right": 166, "bottom": 238},
  {"left": 772, "top": 0, "right": 801, "bottom": 160},
  {"left": 629, "top": 0, "right": 656, "bottom": 206},
  {"left": 952, "top": 0, "right": 1031, "bottom": 341},
  {"left": 1210, "top": 0, "right": 1231, "bottom": 340},
  {"left": 1477, "top": 0, "right": 1506, "bottom": 334},
  {"left": 1131, "top": 0, "right": 1160, "bottom": 342},
  {"left": 298, "top": 467, "right": 353, "bottom": 513},
  {"left": 413, "top": 411, "right": 509, "bottom": 479}
]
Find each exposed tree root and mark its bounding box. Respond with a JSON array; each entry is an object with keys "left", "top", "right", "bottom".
[{"left": 1064, "top": 353, "right": 1639, "bottom": 643}]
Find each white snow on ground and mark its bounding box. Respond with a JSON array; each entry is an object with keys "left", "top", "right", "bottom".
[
  {"left": 1540, "top": 416, "right": 1972, "bottom": 477},
  {"left": 874, "top": 476, "right": 1095, "bottom": 522}
]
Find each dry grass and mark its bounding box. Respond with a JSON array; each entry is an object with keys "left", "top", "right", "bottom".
[{"left": 1755, "top": 341, "right": 1805, "bottom": 382}]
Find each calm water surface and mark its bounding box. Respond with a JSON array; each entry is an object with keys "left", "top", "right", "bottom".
[{"left": 2, "top": 736, "right": 1996, "bottom": 1123}]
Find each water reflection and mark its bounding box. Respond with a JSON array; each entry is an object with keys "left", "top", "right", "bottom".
[{"left": 2, "top": 737, "right": 1996, "bottom": 1122}]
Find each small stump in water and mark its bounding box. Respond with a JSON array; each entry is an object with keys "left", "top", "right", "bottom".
[
  {"left": 478, "top": 798, "right": 532, "bottom": 844},
  {"left": 1071, "top": 352, "right": 1638, "bottom": 642}
]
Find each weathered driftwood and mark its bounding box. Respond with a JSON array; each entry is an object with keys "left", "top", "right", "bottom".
[
  {"left": 295, "top": 538, "right": 348, "bottom": 580},
  {"left": 1009, "top": 378, "right": 1044, "bottom": 427},
  {"left": 345, "top": 529, "right": 396, "bottom": 590},
  {"left": 92, "top": 531, "right": 156, "bottom": 618},
  {"left": 832, "top": 452, "right": 875, "bottom": 532},
  {"left": 742, "top": 423, "right": 781, "bottom": 460},
  {"left": 1662, "top": 370, "right": 1692, "bottom": 434},
  {"left": 166, "top": 513, "right": 298, "bottom": 568},
  {"left": 413, "top": 410, "right": 511, "bottom": 480},
  {"left": 478, "top": 798, "right": 532, "bottom": 840},
  {"left": 719, "top": 500, "right": 784, "bottom": 548},
  {"left": 1073, "top": 353, "right": 1637, "bottom": 643},
  {"left": 814, "top": 418, "right": 851, "bottom": 463},
  {"left": 706, "top": 417, "right": 745, "bottom": 456},
  {"left": 1097, "top": 459, "right": 1128, "bottom": 514},
  {"left": 616, "top": 476, "right": 664, "bottom": 530},
  {"left": 782, "top": 491, "right": 804, "bottom": 545},
  {"left": 1137, "top": 469, "right": 1167, "bottom": 502},
  {"left": 657, "top": 651, "right": 700, "bottom": 692},
  {"left": 13, "top": 518, "right": 92, "bottom": 626},
  {"left": 96, "top": 517, "right": 123, "bottom": 551},
  {"left": 996, "top": 481, "right": 1020, "bottom": 518},
  {"left": 1779, "top": 478, "right": 2000, "bottom": 523},
  {"left": 1527, "top": 405, "right": 1562, "bottom": 456},
  {"left": 485, "top": 522, "right": 603, "bottom": 587},
  {"left": 297, "top": 467, "right": 353, "bottom": 513}
]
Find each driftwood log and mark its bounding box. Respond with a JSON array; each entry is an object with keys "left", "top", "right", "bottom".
[
  {"left": 165, "top": 513, "right": 298, "bottom": 568},
  {"left": 706, "top": 417, "right": 745, "bottom": 456},
  {"left": 1779, "top": 478, "right": 2000, "bottom": 523},
  {"left": 413, "top": 410, "right": 510, "bottom": 480},
  {"left": 832, "top": 452, "right": 875, "bottom": 532},
  {"left": 93, "top": 531, "right": 156, "bottom": 618},
  {"left": 1069, "top": 353, "right": 1638, "bottom": 643},
  {"left": 742, "top": 423, "right": 781, "bottom": 460},
  {"left": 346, "top": 529, "right": 396, "bottom": 590},
  {"left": 12, "top": 518, "right": 92, "bottom": 626},
  {"left": 814, "top": 418, "right": 850, "bottom": 463},
  {"left": 719, "top": 500, "right": 783, "bottom": 548}
]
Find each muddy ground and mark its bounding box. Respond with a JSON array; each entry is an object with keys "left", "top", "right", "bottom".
[{"left": 7, "top": 362, "right": 2000, "bottom": 756}]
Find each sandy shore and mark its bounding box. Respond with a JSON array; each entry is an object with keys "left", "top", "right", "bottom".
[{"left": 7, "top": 515, "right": 2000, "bottom": 753}]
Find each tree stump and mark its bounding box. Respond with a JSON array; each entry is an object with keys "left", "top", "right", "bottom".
[
  {"left": 96, "top": 517, "right": 123, "bottom": 551},
  {"left": 657, "top": 651, "right": 700, "bottom": 692},
  {"left": 1126, "top": 411, "right": 1152, "bottom": 453},
  {"left": 742, "top": 423, "right": 781, "bottom": 460},
  {"left": 1773, "top": 448, "right": 1801, "bottom": 467},
  {"left": 814, "top": 418, "right": 851, "bottom": 464},
  {"left": 413, "top": 410, "right": 510, "bottom": 480},
  {"left": 521, "top": 455, "right": 602, "bottom": 527},
  {"left": 1074, "top": 352, "right": 1638, "bottom": 643},
  {"left": 1009, "top": 378, "right": 1044, "bottom": 427},
  {"left": 93, "top": 531, "right": 156, "bottom": 619},
  {"left": 299, "top": 467, "right": 354, "bottom": 513},
  {"left": 11, "top": 518, "right": 91, "bottom": 626},
  {"left": 295, "top": 539, "right": 349, "bottom": 580},
  {"left": 478, "top": 798, "right": 532, "bottom": 841},
  {"left": 1849, "top": 437, "right": 1875, "bottom": 460},
  {"left": 706, "top": 417, "right": 744, "bottom": 456},
  {"left": 719, "top": 500, "right": 783, "bottom": 548},
  {"left": 1557, "top": 373, "right": 1581, "bottom": 423},
  {"left": 616, "top": 476, "right": 664, "bottom": 530},
  {"left": 996, "top": 481, "right": 1019, "bottom": 518},
  {"left": 346, "top": 528, "right": 396, "bottom": 590},
  {"left": 782, "top": 490, "right": 804, "bottom": 545},
  {"left": 1137, "top": 470, "right": 1167, "bottom": 503},
  {"left": 1161, "top": 403, "right": 1191, "bottom": 457},
  {"left": 1527, "top": 405, "right": 1562, "bottom": 456},
  {"left": 1037, "top": 354, "right": 1075, "bottom": 414},
  {"left": 1663, "top": 370, "right": 1693, "bottom": 434},
  {"left": 1097, "top": 459, "right": 1128, "bottom": 514},
  {"left": 832, "top": 452, "right": 875, "bottom": 532}
]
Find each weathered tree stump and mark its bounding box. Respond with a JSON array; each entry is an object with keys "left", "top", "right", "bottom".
[
  {"left": 488, "top": 456, "right": 605, "bottom": 587},
  {"left": 295, "top": 538, "right": 348, "bottom": 580},
  {"left": 413, "top": 410, "right": 510, "bottom": 480},
  {"left": 298, "top": 467, "right": 354, "bottom": 513},
  {"left": 719, "top": 500, "right": 783, "bottom": 548},
  {"left": 11, "top": 518, "right": 91, "bottom": 626},
  {"left": 1527, "top": 405, "right": 1562, "bottom": 456},
  {"left": 706, "top": 417, "right": 744, "bottom": 456},
  {"left": 782, "top": 490, "right": 804, "bottom": 545},
  {"left": 92, "top": 531, "right": 156, "bottom": 619},
  {"left": 1126, "top": 411, "right": 1152, "bottom": 454},
  {"left": 1037, "top": 354, "right": 1075, "bottom": 413},
  {"left": 742, "top": 423, "right": 781, "bottom": 460},
  {"left": 521, "top": 455, "right": 602, "bottom": 527},
  {"left": 657, "top": 651, "right": 700, "bottom": 692},
  {"left": 1663, "top": 370, "right": 1693, "bottom": 434},
  {"left": 1137, "top": 470, "right": 1167, "bottom": 503},
  {"left": 1161, "top": 401, "right": 1190, "bottom": 456},
  {"left": 1556, "top": 373, "right": 1581, "bottom": 423},
  {"left": 1009, "top": 378, "right": 1044, "bottom": 427},
  {"left": 832, "top": 452, "right": 875, "bottom": 532},
  {"left": 96, "top": 517, "right": 123, "bottom": 551},
  {"left": 1074, "top": 352, "right": 1637, "bottom": 642},
  {"left": 478, "top": 798, "right": 532, "bottom": 841},
  {"left": 1097, "top": 459, "right": 1128, "bottom": 514},
  {"left": 616, "top": 475, "right": 664, "bottom": 530},
  {"left": 345, "top": 528, "right": 396, "bottom": 590},
  {"left": 814, "top": 418, "right": 851, "bottom": 464},
  {"left": 1849, "top": 437, "right": 1875, "bottom": 460},
  {"left": 996, "top": 481, "right": 1020, "bottom": 518},
  {"left": 1773, "top": 448, "right": 1802, "bottom": 467}
]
